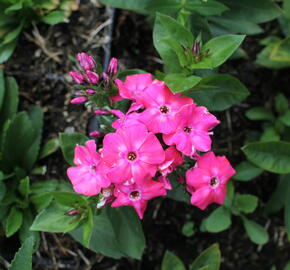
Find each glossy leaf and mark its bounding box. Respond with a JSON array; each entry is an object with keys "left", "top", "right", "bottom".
[
  {"left": 204, "top": 207, "right": 231, "bottom": 233},
  {"left": 53, "top": 191, "right": 88, "bottom": 207},
  {"left": 8, "top": 237, "right": 34, "bottom": 270},
  {"left": 242, "top": 141, "right": 290, "bottom": 174},
  {"left": 30, "top": 202, "right": 80, "bottom": 233},
  {"left": 185, "top": 74, "right": 249, "bottom": 111},
  {"left": 41, "top": 11, "right": 65, "bottom": 25},
  {"left": 39, "top": 137, "right": 60, "bottom": 159},
  {"left": 242, "top": 217, "right": 269, "bottom": 245},
  {"left": 0, "top": 39, "right": 17, "bottom": 64},
  {"left": 6, "top": 206, "right": 23, "bottom": 237},
  {"left": 190, "top": 35, "right": 245, "bottom": 69},
  {"left": 233, "top": 161, "right": 263, "bottom": 181},
  {"left": 234, "top": 194, "right": 258, "bottom": 214},
  {"left": 18, "top": 177, "right": 30, "bottom": 198},
  {"left": 164, "top": 73, "right": 201, "bottom": 93},
  {"left": 162, "top": 251, "right": 186, "bottom": 270},
  {"left": 245, "top": 107, "right": 275, "bottom": 121},
  {"left": 59, "top": 132, "right": 88, "bottom": 165},
  {"left": 190, "top": 244, "right": 221, "bottom": 270}
]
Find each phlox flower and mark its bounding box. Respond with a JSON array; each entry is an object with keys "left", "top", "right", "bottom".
[
  {"left": 109, "top": 109, "right": 141, "bottom": 129},
  {"left": 77, "top": 52, "right": 95, "bottom": 70},
  {"left": 115, "top": 73, "right": 153, "bottom": 101},
  {"left": 158, "top": 146, "right": 183, "bottom": 176},
  {"left": 163, "top": 104, "right": 220, "bottom": 156},
  {"left": 186, "top": 152, "right": 235, "bottom": 210},
  {"left": 138, "top": 80, "right": 193, "bottom": 134},
  {"left": 102, "top": 124, "right": 165, "bottom": 183},
  {"left": 112, "top": 179, "right": 166, "bottom": 219},
  {"left": 67, "top": 140, "right": 111, "bottom": 196}
]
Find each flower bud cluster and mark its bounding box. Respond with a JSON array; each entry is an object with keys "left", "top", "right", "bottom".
[{"left": 67, "top": 54, "right": 235, "bottom": 219}]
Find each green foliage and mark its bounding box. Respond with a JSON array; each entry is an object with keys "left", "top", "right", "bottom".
[
  {"left": 162, "top": 251, "right": 186, "bottom": 270},
  {"left": 204, "top": 207, "right": 231, "bottom": 233},
  {"left": 8, "top": 236, "right": 35, "bottom": 270},
  {"left": 181, "top": 221, "right": 195, "bottom": 237},
  {"left": 233, "top": 161, "right": 263, "bottom": 181},
  {"left": 0, "top": 0, "right": 78, "bottom": 63}
]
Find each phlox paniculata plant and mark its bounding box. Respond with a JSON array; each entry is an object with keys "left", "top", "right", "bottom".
[{"left": 67, "top": 53, "right": 235, "bottom": 219}]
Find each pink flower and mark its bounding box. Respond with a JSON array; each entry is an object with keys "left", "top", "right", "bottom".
[
  {"left": 108, "top": 57, "right": 118, "bottom": 76},
  {"left": 186, "top": 152, "right": 235, "bottom": 210},
  {"left": 70, "top": 97, "right": 87, "bottom": 104},
  {"left": 115, "top": 73, "right": 153, "bottom": 101},
  {"left": 94, "top": 109, "right": 109, "bottom": 115},
  {"left": 102, "top": 124, "right": 165, "bottom": 183},
  {"left": 112, "top": 179, "right": 166, "bottom": 219},
  {"left": 158, "top": 146, "right": 183, "bottom": 176},
  {"left": 86, "top": 70, "right": 99, "bottom": 84},
  {"left": 67, "top": 140, "right": 111, "bottom": 196},
  {"left": 69, "top": 72, "right": 84, "bottom": 84},
  {"left": 97, "top": 185, "right": 115, "bottom": 209},
  {"left": 157, "top": 175, "right": 172, "bottom": 190},
  {"left": 138, "top": 81, "right": 193, "bottom": 134},
  {"left": 89, "top": 130, "right": 101, "bottom": 137},
  {"left": 163, "top": 104, "right": 220, "bottom": 156},
  {"left": 77, "top": 52, "right": 95, "bottom": 70},
  {"left": 86, "top": 89, "right": 96, "bottom": 95},
  {"left": 109, "top": 110, "right": 141, "bottom": 129}
]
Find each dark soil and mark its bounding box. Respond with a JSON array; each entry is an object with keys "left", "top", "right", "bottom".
[{"left": 1, "top": 1, "right": 290, "bottom": 270}]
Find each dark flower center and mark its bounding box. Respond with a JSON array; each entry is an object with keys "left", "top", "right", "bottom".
[
  {"left": 210, "top": 177, "right": 219, "bottom": 188},
  {"left": 183, "top": 126, "right": 192, "bottom": 133},
  {"left": 129, "top": 190, "right": 140, "bottom": 200},
  {"left": 159, "top": 105, "right": 169, "bottom": 114},
  {"left": 127, "top": 151, "right": 137, "bottom": 161},
  {"left": 90, "top": 164, "right": 97, "bottom": 172}
]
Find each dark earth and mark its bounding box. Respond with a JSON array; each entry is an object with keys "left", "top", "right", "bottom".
[{"left": 1, "top": 1, "right": 290, "bottom": 269}]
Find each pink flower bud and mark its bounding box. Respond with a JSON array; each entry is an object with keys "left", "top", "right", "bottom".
[
  {"left": 107, "top": 57, "right": 118, "bottom": 76},
  {"left": 89, "top": 130, "right": 101, "bottom": 137},
  {"left": 85, "top": 89, "right": 96, "bottom": 95},
  {"left": 94, "top": 109, "right": 108, "bottom": 115},
  {"left": 192, "top": 41, "right": 200, "bottom": 54},
  {"left": 70, "top": 97, "right": 87, "bottom": 104},
  {"left": 64, "top": 209, "right": 80, "bottom": 216},
  {"left": 86, "top": 70, "right": 99, "bottom": 84},
  {"left": 77, "top": 52, "right": 95, "bottom": 70},
  {"left": 69, "top": 72, "right": 84, "bottom": 84}
]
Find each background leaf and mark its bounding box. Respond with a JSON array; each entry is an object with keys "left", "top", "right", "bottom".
[
  {"left": 242, "top": 217, "right": 269, "bottom": 245},
  {"left": 162, "top": 251, "right": 186, "bottom": 270},
  {"left": 204, "top": 207, "right": 231, "bottom": 233}
]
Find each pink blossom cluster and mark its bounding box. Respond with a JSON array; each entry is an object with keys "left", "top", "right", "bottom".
[{"left": 67, "top": 54, "right": 235, "bottom": 219}]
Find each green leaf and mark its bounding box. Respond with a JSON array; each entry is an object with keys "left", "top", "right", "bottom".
[
  {"left": 223, "top": 181, "right": 234, "bottom": 207},
  {"left": 284, "top": 261, "right": 290, "bottom": 270},
  {"left": 242, "top": 217, "right": 269, "bottom": 245},
  {"left": 105, "top": 207, "right": 145, "bottom": 259},
  {"left": 162, "top": 251, "right": 186, "bottom": 270},
  {"left": 99, "top": 0, "right": 150, "bottom": 13},
  {"left": 185, "top": 74, "right": 249, "bottom": 111},
  {"left": 144, "top": 0, "right": 182, "bottom": 14},
  {"left": 245, "top": 107, "right": 275, "bottom": 121},
  {"left": 242, "top": 141, "right": 290, "bottom": 174},
  {"left": 2, "top": 112, "right": 35, "bottom": 173},
  {"left": 233, "top": 161, "right": 263, "bottom": 181},
  {"left": 0, "top": 69, "right": 5, "bottom": 112},
  {"left": 204, "top": 207, "right": 231, "bottom": 233},
  {"left": 3, "top": 20, "right": 24, "bottom": 44},
  {"left": 275, "top": 93, "right": 289, "bottom": 115},
  {"left": 153, "top": 13, "right": 193, "bottom": 73},
  {"left": 164, "top": 73, "right": 201, "bottom": 93},
  {"left": 8, "top": 236, "right": 34, "bottom": 270},
  {"left": 0, "top": 179, "right": 6, "bottom": 202},
  {"left": 59, "top": 132, "right": 88, "bottom": 165},
  {"left": 265, "top": 174, "right": 289, "bottom": 215},
  {"left": 41, "top": 11, "right": 65, "bottom": 25},
  {"left": 190, "top": 244, "right": 221, "bottom": 270},
  {"left": 260, "top": 127, "right": 280, "bottom": 142},
  {"left": 181, "top": 221, "right": 195, "bottom": 237},
  {"left": 186, "top": 0, "right": 229, "bottom": 16},
  {"left": 234, "top": 194, "right": 258, "bottom": 214},
  {"left": 0, "top": 39, "right": 17, "bottom": 64},
  {"left": 0, "top": 76, "right": 19, "bottom": 126},
  {"left": 30, "top": 202, "right": 80, "bottom": 233},
  {"left": 285, "top": 181, "right": 290, "bottom": 240},
  {"left": 270, "top": 37, "right": 290, "bottom": 62},
  {"left": 5, "top": 2, "right": 23, "bottom": 14},
  {"left": 279, "top": 110, "right": 290, "bottom": 126},
  {"left": 5, "top": 206, "right": 23, "bottom": 237},
  {"left": 82, "top": 207, "right": 94, "bottom": 247},
  {"left": 18, "top": 177, "right": 30, "bottom": 198},
  {"left": 53, "top": 192, "right": 88, "bottom": 207},
  {"left": 190, "top": 35, "right": 245, "bottom": 69}
]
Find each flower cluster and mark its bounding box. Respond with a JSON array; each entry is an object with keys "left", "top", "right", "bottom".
[{"left": 67, "top": 53, "right": 235, "bottom": 219}]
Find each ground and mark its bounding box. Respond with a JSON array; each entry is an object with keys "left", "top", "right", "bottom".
[{"left": 1, "top": 1, "right": 290, "bottom": 269}]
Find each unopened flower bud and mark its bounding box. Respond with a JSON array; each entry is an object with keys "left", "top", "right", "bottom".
[
  {"left": 64, "top": 209, "right": 80, "bottom": 216},
  {"left": 70, "top": 97, "right": 87, "bottom": 104},
  {"left": 85, "top": 89, "right": 96, "bottom": 95},
  {"left": 77, "top": 52, "right": 95, "bottom": 70},
  {"left": 107, "top": 57, "right": 118, "bottom": 76},
  {"left": 94, "top": 109, "right": 108, "bottom": 115},
  {"left": 86, "top": 70, "right": 99, "bottom": 84},
  {"left": 69, "top": 72, "right": 84, "bottom": 84},
  {"left": 192, "top": 41, "right": 200, "bottom": 54},
  {"left": 89, "top": 130, "right": 101, "bottom": 137}
]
